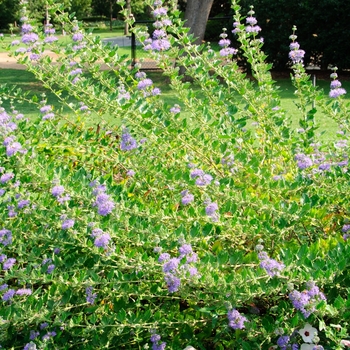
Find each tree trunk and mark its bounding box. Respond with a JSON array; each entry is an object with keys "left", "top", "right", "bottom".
[
  {"left": 183, "top": 0, "right": 214, "bottom": 45},
  {"left": 178, "top": 0, "right": 214, "bottom": 78}
]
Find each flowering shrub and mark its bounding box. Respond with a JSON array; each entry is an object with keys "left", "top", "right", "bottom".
[{"left": 0, "top": 0, "right": 350, "bottom": 349}]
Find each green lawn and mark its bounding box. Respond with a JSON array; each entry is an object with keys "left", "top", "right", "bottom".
[
  {"left": 1, "top": 68, "right": 349, "bottom": 140},
  {"left": 0, "top": 29, "right": 128, "bottom": 53}
]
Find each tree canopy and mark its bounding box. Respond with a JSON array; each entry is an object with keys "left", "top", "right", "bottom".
[{"left": 1, "top": 0, "right": 350, "bottom": 69}]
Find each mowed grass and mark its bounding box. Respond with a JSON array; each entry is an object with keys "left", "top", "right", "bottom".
[
  {"left": 0, "top": 29, "right": 130, "bottom": 54},
  {"left": 1, "top": 68, "right": 349, "bottom": 140}
]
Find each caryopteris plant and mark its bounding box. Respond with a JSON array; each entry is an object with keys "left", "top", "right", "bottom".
[{"left": 0, "top": 0, "right": 350, "bottom": 349}]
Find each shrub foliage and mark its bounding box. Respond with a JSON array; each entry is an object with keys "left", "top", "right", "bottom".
[{"left": 0, "top": 0, "right": 350, "bottom": 349}]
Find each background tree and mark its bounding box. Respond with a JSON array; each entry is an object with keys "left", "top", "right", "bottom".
[
  {"left": 182, "top": 0, "right": 215, "bottom": 44},
  {"left": 238, "top": 0, "right": 350, "bottom": 70},
  {"left": 69, "top": 0, "right": 92, "bottom": 19},
  {"left": 0, "top": 0, "right": 20, "bottom": 30}
]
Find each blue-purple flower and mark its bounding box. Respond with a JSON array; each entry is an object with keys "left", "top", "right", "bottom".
[
  {"left": 94, "top": 193, "right": 115, "bottom": 216},
  {"left": 137, "top": 78, "right": 153, "bottom": 90},
  {"left": 72, "top": 32, "right": 84, "bottom": 42},
  {"left": 0, "top": 229, "right": 12, "bottom": 246},
  {"left": 157, "top": 242, "right": 198, "bottom": 293},
  {"left": 86, "top": 286, "right": 97, "bottom": 304},
  {"left": 93, "top": 233, "right": 111, "bottom": 249},
  {"left": 3, "top": 257, "right": 16, "bottom": 270},
  {"left": 289, "top": 281, "right": 326, "bottom": 318},
  {"left": 227, "top": 308, "right": 248, "bottom": 329},
  {"left": 2, "top": 288, "right": 15, "bottom": 301},
  {"left": 150, "top": 333, "right": 166, "bottom": 350},
  {"left": 23, "top": 342, "right": 37, "bottom": 350},
  {"left": 61, "top": 219, "right": 75, "bottom": 230},
  {"left": 47, "top": 264, "right": 55, "bottom": 274},
  {"left": 0, "top": 172, "right": 14, "bottom": 183},
  {"left": 16, "top": 288, "right": 32, "bottom": 296},
  {"left": 295, "top": 153, "right": 313, "bottom": 170},
  {"left": 205, "top": 201, "right": 219, "bottom": 222},
  {"left": 22, "top": 32, "right": 38, "bottom": 44},
  {"left": 180, "top": 190, "right": 194, "bottom": 205},
  {"left": 289, "top": 28, "right": 305, "bottom": 64},
  {"left": 329, "top": 70, "right": 346, "bottom": 98},
  {"left": 190, "top": 168, "right": 213, "bottom": 186},
  {"left": 170, "top": 105, "right": 181, "bottom": 114},
  {"left": 120, "top": 129, "right": 138, "bottom": 151},
  {"left": 258, "top": 251, "right": 285, "bottom": 277},
  {"left": 329, "top": 88, "right": 346, "bottom": 98}
]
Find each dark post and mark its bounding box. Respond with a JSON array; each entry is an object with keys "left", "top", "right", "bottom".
[{"left": 131, "top": 31, "right": 136, "bottom": 67}]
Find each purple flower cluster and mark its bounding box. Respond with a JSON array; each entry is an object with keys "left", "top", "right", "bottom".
[
  {"left": 289, "top": 281, "right": 326, "bottom": 318},
  {"left": 21, "top": 23, "right": 33, "bottom": 34},
  {"left": 61, "top": 218, "right": 75, "bottom": 230},
  {"left": 218, "top": 30, "right": 238, "bottom": 57},
  {"left": 42, "top": 331, "right": 56, "bottom": 341},
  {"left": 170, "top": 104, "right": 181, "bottom": 114},
  {"left": 342, "top": 224, "right": 350, "bottom": 240},
  {"left": 232, "top": 21, "right": 241, "bottom": 35},
  {"left": 0, "top": 228, "right": 12, "bottom": 246},
  {"left": 245, "top": 18, "right": 261, "bottom": 34},
  {"left": 44, "top": 23, "right": 55, "bottom": 35},
  {"left": 44, "top": 24, "right": 58, "bottom": 43},
  {"left": 51, "top": 185, "right": 70, "bottom": 203},
  {"left": 135, "top": 73, "right": 161, "bottom": 97},
  {"left": 289, "top": 48, "right": 305, "bottom": 65},
  {"left": 205, "top": 201, "right": 219, "bottom": 222},
  {"left": 91, "top": 228, "right": 111, "bottom": 248},
  {"left": 41, "top": 258, "right": 55, "bottom": 274},
  {"left": 120, "top": 129, "right": 138, "bottom": 151},
  {"left": 227, "top": 308, "right": 248, "bottom": 329},
  {"left": 276, "top": 335, "right": 298, "bottom": 350},
  {"left": 221, "top": 154, "right": 235, "bottom": 171},
  {"left": 329, "top": 70, "right": 346, "bottom": 98},
  {"left": 86, "top": 286, "right": 97, "bottom": 304},
  {"left": 1, "top": 111, "right": 26, "bottom": 158},
  {"left": 22, "top": 32, "right": 39, "bottom": 44},
  {"left": 126, "top": 169, "right": 135, "bottom": 177},
  {"left": 68, "top": 65, "right": 83, "bottom": 84},
  {"left": 2, "top": 288, "right": 15, "bottom": 301},
  {"left": 241, "top": 7, "right": 261, "bottom": 35},
  {"left": 19, "top": 19, "right": 39, "bottom": 51},
  {"left": 0, "top": 285, "right": 32, "bottom": 302},
  {"left": 295, "top": 153, "right": 313, "bottom": 170},
  {"left": 30, "top": 330, "right": 39, "bottom": 340},
  {"left": 137, "top": 78, "right": 153, "bottom": 90},
  {"left": 180, "top": 190, "right": 194, "bottom": 205},
  {"left": 2, "top": 257, "right": 16, "bottom": 270},
  {"left": 144, "top": 1, "right": 171, "bottom": 52},
  {"left": 47, "top": 264, "right": 55, "bottom": 274},
  {"left": 90, "top": 182, "right": 115, "bottom": 216},
  {"left": 0, "top": 110, "right": 15, "bottom": 130},
  {"left": 2, "top": 133, "right": 25, "bottom": 157},
  {"left": 0, "top": 172, "right": 14, "bottom": 184},
  {"left": 190, "top": 168, "right": 213, "bottom": 186},
  {"left": 117, "top": 84, "right": 131, "bottom": 102},
  {"left": 158, "top": 243, "right": 198, "bottom": 293},
  {"left": 72, "top": 32, "right": 84, "bottom": 42},
  {"left": 150, "top": 333, "right": 166, "bottom": 350},
  {"left": 258, "top": 251, "right": 285, "bottom": 277},
  {"left": 23, "top": 342, "right": 37, "bottom": 350},
  {"left": 16, "top": 288, "right": 32, "bottom": 296},
  {"left": 288, "top": 29, "right": 305, "bottom": 64},
  {"left": 40, "top": 104, "right": 55, "bottom": 120},
  {"left": 18, "top": 199, "right": 30, "bottom": 209}
]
